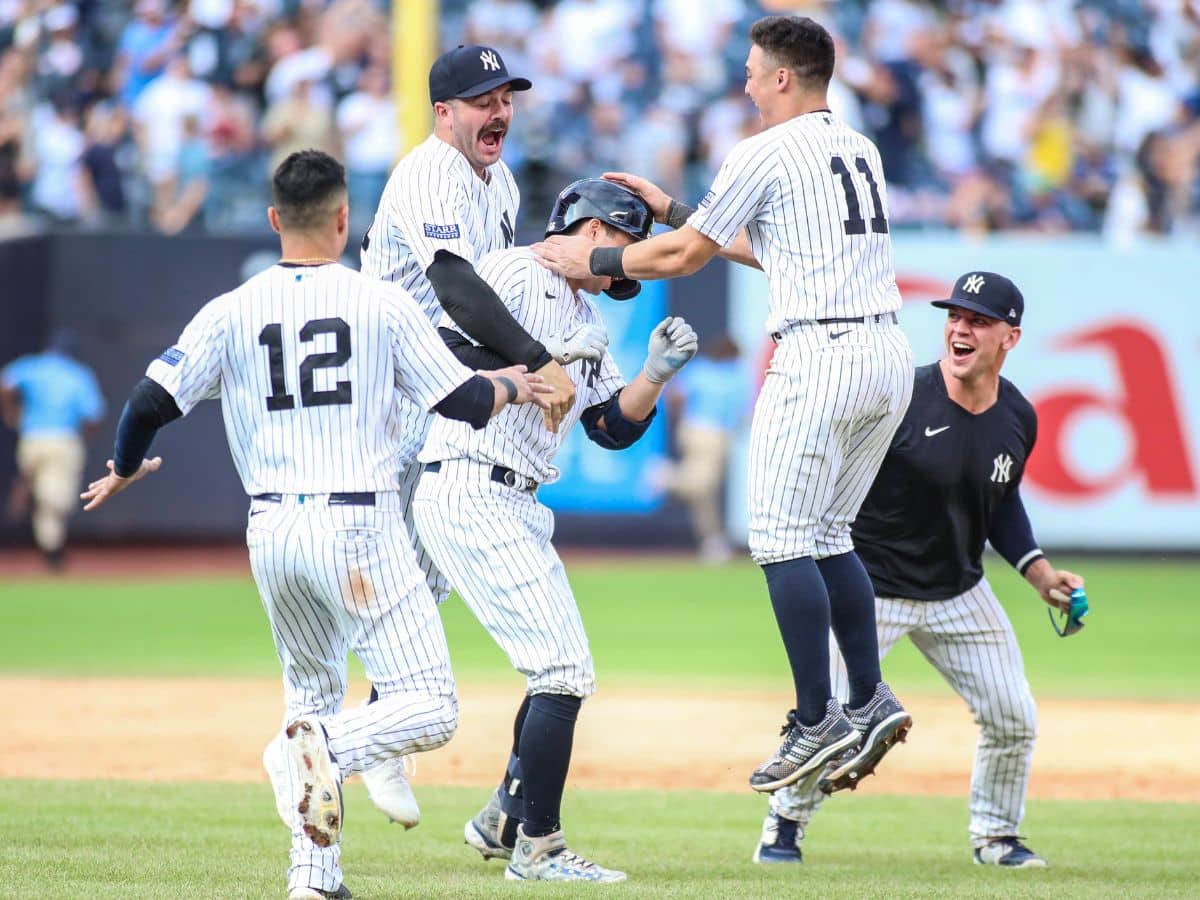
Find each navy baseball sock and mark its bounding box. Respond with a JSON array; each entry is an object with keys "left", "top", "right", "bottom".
[
  {"left": 518, "top": 692, "right": 582, "bottom": 838},
  {"left": 818, "top": 551, "right": 881, "bottom": 708},
  {"left": 489, "top": 695, "right": 531, "bottom": 840},
  {"left": 763, "top": 557, "right": 832, "bottom": 726}
]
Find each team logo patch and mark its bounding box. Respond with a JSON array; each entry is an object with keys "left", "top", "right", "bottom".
[
  {"left": 699, "top": 190, "right": 715, "bottom": 208},
  {"left": 423, "top": 223, "right": 461, "bottom": 239},
  {"left": 157, "top": 346, "right": 185, "bottom": 366},
  {"left": 991, "top": 453, "right": 1014, "bottom": 484}
]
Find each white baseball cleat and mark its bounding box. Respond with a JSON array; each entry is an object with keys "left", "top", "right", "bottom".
[
  {"left": 361, "top": 755, "right": 420, "bottom": 829},
  {"left": 285, "top": 716, "right": 343, "bottom": 849},
  {"left": 505, "top": 825, "right": 626, "bottom": 882}
]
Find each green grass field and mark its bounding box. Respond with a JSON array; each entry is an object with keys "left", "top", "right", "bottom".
[{"left": 4, "top": 555, "right": 1199, "bottom": 898}]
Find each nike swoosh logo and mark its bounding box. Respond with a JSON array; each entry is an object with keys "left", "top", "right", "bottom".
[
  {"left": 924, "top": 426, "right": 950, "bottom": 437},
  {"left": 829, "top": 329, "right": 852, "bottom": 340},
  {"left": 544, "top": 291, "right": 555, "bottom": 299}
]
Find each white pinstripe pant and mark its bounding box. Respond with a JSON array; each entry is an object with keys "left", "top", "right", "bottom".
[
  {"left": 247, "top": 493, "right": 458, "bottom": 892},
  {"left": 748, "top": 321, "right": 912, "bottom": 564},
  {"left": 412, "top": 459, "right": 596, "bottom": 698},
  {"left": 770, "top": 578, "right": 1038, "bottom": 847}
]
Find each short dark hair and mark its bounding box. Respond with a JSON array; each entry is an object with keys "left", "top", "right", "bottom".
[
  {"left": 749, "top": 15, "right": 835, "bottom": 88},
  {"left": 271, "top": 150, "right": 347, "bottom": 230}
]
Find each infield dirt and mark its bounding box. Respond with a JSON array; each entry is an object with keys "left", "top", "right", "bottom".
[{"left": 7, "top": 676, "right": 1197, "bottom": 803}]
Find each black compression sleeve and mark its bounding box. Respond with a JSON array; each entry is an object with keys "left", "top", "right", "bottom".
[
  {"left": 112, "top": 377, "right": 182, "bottom": 477},
  {"left": 426, "top": 251, "right": 553, "bottom": 371},
  {"left": 989, "top": 486, "right": 1045, "bottom": 575},
  {"left": 432, "top": 373, "right": 494, "bottom": 430},
  {"left": 439, "top": 327, "right": 510, "bottom": 371}
]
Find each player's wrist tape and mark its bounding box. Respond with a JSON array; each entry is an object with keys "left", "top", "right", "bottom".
[
  {"left": 496, "top": 375, "right": 518, "bottom": 404},
  {"left": 665, "top": 199, "right": 696, "bottom": 230},
  {"left": 590, "top": 247, "right": 626, "bottom": 279}
]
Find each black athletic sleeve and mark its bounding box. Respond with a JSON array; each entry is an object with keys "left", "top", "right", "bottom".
[
  {"left": 579, "top": 390, "right": 656, "bottom": 450},
  {"left": 988, "top": 486, "right": 1044, "bottom": 575},
  {"left": 439, "top": 327, "right": 510, "bottom": 371},
  {"left": 432, "top": 373, "right": 494, "bottom": 430},
  {"left": 112, "top": 377, "right": 182, "bottom": 477},
  {"left": 426, "top": 250, "right": 554, "bottom": 371}
]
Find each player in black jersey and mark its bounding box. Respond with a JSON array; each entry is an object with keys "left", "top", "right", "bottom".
[{"left": 754, "top": 272, "right": 1085, "bottom": 869}]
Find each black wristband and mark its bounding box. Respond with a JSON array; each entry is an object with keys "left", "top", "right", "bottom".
[
  {"left": 589, "top": 246, "right": 626, "bottom": 279},
  {"left": 665, "top": 199, "right": 696, "bottom": 230},
  {"left": 496, "top": 375, "right": 518, "bottom": 404}
]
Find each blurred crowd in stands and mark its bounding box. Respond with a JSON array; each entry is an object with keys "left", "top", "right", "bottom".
[{"left": 0, "top": 0, "right": 1197, "bottom": 242}]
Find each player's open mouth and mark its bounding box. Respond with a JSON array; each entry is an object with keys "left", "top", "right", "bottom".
[
  {"left": 951, "top": 342, "right": 975, "bottom": 360},
  {"left": 479, "top": 127, "right": 505, "bottom": 151}
]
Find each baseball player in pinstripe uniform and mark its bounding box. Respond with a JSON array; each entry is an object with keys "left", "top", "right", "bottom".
[
  {"left": 535, "top": 16, "right": 916, "bottom": 794},
  {"left": 412, "top": 179, "right": 697, "bottom": 882},
  {"left": 358, "top": 45, "right": 606, "bottom": 825},
  {"left": 756, "top": 273, "right": 1085, "bottom": 868},
  {"left": 81, "top": 151, "right": 551, "bottom": 900}
]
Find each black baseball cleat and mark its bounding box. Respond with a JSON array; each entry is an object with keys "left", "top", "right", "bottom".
[
  {"left": 818, "top": 682, "right": 911, "bottom": 794},
  {"left": 752, "top": 812, "right": 803, "bottom": 863},
  {"left": 749, "top": 700, "right": 861, "bottom": 793}
]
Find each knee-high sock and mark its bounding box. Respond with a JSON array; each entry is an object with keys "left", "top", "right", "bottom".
[
  {"left": 518, "top": 692, "right": 582, "bottom": 837},
  {"left": 496, "top": 694, "right": 532, "bottom": 823},
  {"left": 818, "top": 551, "right": 880, "bottom": 708},
  {"left": 763, "top": 557, "right": 831, "bottom": 726}
]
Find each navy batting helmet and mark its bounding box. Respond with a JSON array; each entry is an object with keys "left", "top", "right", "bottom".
[{"left": 544, "top": 178, "right": 653, "bottom": 241}]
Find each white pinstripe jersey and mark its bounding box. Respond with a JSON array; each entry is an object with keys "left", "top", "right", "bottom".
[
  {"left": 688, "top": 111, "right": 901, "bottom": 333},
  {"left": 418, "top": 248, "right": 624, "bottom": 484},
  {"left": 145, "top": 263, "right": 474, "bottom": 495},
  {"left": 360, "top": 133, "right": 520, "bottom": 322}
]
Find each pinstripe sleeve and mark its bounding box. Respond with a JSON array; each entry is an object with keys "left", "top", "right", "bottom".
[
  {"left": 381, "top": 286, "right": 475, "bottom": 410},
  {"left": 688, "top": 136, "right": 775, "bottom": 247},
  {"left": 389, "top": 163, "right": 477, "bottom": 269},
  {"left": 144, "top": 295, "right": 228, "bottom": 415}
]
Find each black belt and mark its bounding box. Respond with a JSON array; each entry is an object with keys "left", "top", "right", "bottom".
[
  {"left": 252, "top": 492, "right": 376, "bottom": 506},
  {"left": 423, "top": 461, "right": 538, "bottom": 493},
  {"left": 772, "top": 312, "right": 897, "bottom": 341}
]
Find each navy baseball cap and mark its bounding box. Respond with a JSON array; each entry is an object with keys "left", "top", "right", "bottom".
[
  {"left": 932, "top": 271, "right": 1024, "bottom": 326},
  {"left": 429, "top": 45, "right": 532, "bottom": 105}
]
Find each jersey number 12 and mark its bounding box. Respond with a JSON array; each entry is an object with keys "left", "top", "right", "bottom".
[
  {"left": 258, "top": 318, "right": 352, "bottom": 411},
  {"left": 830, "top": 155, "right": 889, "bottom": 235}
]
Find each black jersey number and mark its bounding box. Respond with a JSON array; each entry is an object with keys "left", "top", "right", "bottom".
[
  {"left": 258, "top": 317, "right": 352, "bottom": 412},
  {"left": 830, "top": 155, "right": 889, "bottom": 235}
]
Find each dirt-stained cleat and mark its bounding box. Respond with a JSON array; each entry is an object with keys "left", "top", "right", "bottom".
[{"left": 285, "top": 716, "right": 343, "bottom": 849}]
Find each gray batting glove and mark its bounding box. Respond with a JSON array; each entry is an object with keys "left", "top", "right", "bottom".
[
  {"left": 545, "top": 322, "right": 609, "bottom": 364},
  {"left": 642, "top": 316, "right": 698, "bottom": 384}
]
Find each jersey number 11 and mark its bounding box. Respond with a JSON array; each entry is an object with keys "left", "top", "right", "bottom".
[
  {"left": 258, "top": 318, "right": 353, "bottom": 411},
  {"left": 830, "top": 155, "right": 889, "bottom": 235}
]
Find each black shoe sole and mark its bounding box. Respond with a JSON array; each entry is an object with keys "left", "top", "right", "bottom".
[{"left": 818, "top": 712, "right": 912, "bottom": 794}]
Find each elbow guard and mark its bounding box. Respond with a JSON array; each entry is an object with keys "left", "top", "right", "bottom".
[{"left": 581, "top": 390, "right": 656, "bottom": 450}]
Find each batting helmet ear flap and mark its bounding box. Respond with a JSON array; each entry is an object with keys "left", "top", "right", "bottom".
[{"left": 604, "top": 278, "right": 641, "bottom": 301}]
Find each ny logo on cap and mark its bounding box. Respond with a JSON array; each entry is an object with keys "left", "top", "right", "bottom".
[
  {"left": 963, "top": 274, "right": 986, "bottom": 294},
  {"left": 480, "top": 49, "right": 501, "bottom": 72}
]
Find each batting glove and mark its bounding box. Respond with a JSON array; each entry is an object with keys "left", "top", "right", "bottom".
[
  {"left": 643, "top": 316, "right": 698, "bottom": 384},
  {"left": 545, "top": 322, "right": 609, "bottom": 364}
]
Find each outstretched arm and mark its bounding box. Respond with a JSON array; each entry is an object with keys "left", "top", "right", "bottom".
[
  {"left": 602, "top": 171, "right": 761, "bottom": 270},
  {"left": 81, "top": 377, "right": 180, "bottom": 510}
]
